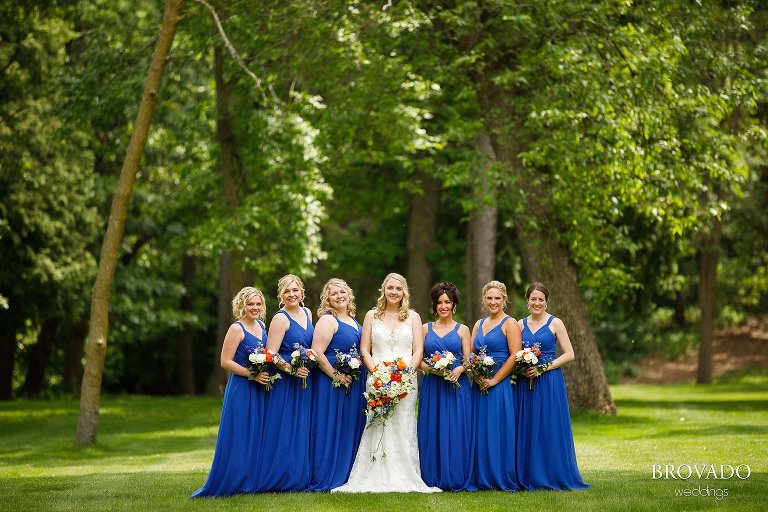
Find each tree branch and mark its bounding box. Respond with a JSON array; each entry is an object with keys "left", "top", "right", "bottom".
[{"left": 191, "top": 0, "right": 270, "bottom": 104}]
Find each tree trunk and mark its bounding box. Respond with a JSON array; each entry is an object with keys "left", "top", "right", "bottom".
[
  {"left": 406, "top": 172, "right": 441, "bottom": 318},
  {"left": 75, "top": 0, "right": 184, "bottom": 446},
  {"left": 696, "top": 219, "right": 722, "bottom": 385},
  {"left": 62, "top": 320, "right": 86, "bottom": 394},
  {"left": 478, "top": 82, "right": 616, "bottom": 414},
  {"left": 177, "top": 255, "right": 196, "bottom": 395},
  {"left": 464, "top": 133, "right": 498, "bottom": 326},
  {"left": 206, "top": 45, "right": 241, "bottom": 395},
  {"left": 21, "top": 319, "right": 60, "bottom": 397},
  {"left": 0, "top": 315, "right": 16, "bottom": 401}
]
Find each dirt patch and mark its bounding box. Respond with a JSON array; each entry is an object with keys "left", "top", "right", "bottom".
[{"left": 621, "top": 315, "right": 768, "bottom": 384}]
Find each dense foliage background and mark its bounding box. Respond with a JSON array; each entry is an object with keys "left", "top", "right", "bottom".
[{"left": 1, "top": 0, "right": 766, "bottom": 401}]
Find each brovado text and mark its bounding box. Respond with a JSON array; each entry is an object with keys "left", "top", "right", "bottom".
[{"left": 652, "top": 464, "right": 751, "bottom": 480}]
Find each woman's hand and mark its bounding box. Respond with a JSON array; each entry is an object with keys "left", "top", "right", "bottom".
[
  {"left": 252, "top": 371, "right": 270, "bottom": 385},
  {"left": 523, "top": 366, "right": 540, "bottom": 378},
  {"left": 334, "top": 372, "right": 352, "bottom": 386},
  {"left": 294, "top": 366, "right": 310, "bottom": 379},
  {"left": 479, "top": 377, "right": 497, "bottom": 392},
  {"left": 448, "top": 366, "right": 464, "bottom": 383}
]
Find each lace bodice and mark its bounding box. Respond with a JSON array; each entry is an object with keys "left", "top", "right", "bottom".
[{"left": 371, "top": 311, "right": 415, "bottom": 361}]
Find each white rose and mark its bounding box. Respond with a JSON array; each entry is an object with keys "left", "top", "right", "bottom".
[
  {"left": 483, "top": 356, "right": 495, "bottom": 366},
  {"left": 349, "top": 358, "right": 361, "bottom": 369},
  {"left": 380, "top": 372, "right": 391, "bottom": 384},
  {"left": 248, "top": 353, "right": 258, "bottom": 363},
  {"left": 515, "top": 350, "right": 525, "bottom": 359},
  {"left": 254, "top": 353, "right": 267, "bottom": 364},
  {"left": 291, "top": 350, "right": 300, "bottom": 358},
  {"left": 523, "top": 352, "right": 538, "bottom": 364}
]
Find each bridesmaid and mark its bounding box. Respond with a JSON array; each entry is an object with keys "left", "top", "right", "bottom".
[
  {"left": 514, "top": 282, "right": 590, "bottom": 490},
  {"left": 193, "top": 287, "right": 270, "bottom": 497},
  {"left": 258, "top": 274, "right": 314, "bottom": 491},
  {"left": 417, "top": 282, "right": 472, "bottom": 490},
  {"left": 309, "top": 278, "right": 368, "bottom": 491},
  {"left": 465, "top": 280, "right": 522, "bottom": 491}
]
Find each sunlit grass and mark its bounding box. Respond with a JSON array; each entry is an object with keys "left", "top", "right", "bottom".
[{"left": 0, "top": 376, "right": 766, "bottom": 511}]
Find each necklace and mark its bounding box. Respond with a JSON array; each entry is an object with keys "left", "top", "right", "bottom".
[{"left": 384, "top": 311, "right": 398, "bottom": 319}]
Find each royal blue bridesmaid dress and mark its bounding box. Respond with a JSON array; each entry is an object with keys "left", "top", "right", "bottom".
[
  {"left": 309, "top": 315, "right": 368, "bottom": 491},
  {"left": 515, "top": 315, "right": 590, "bottom": 490},
  {"left": 192, "top": 321, "right": 268, "bottom": 497},
  {"left": 417, "top": 322, "right": 472, "bottom": 490},
  {"left": 256, "top": 308, "right": 314, "bottom": 491},
  {"left": 465, "top": 316, "right": 519, "bottom": 491}
]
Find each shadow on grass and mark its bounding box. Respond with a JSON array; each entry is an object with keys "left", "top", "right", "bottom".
[{"left": 615, "top": 398, "right": 768, "bottom": 412}]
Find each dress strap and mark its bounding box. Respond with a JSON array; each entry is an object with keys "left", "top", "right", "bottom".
[
  {"left": 303, "top": 307, "right": 311, "bottom": 325},
  {"left": 235, "top": 321, "right": 247, "bottom": 335},
  {"left": 427, "top": 322, "right": 433, "bottom": 333},
  {"left": 545, "top": 315, "right": 556, "bottom": 327},
  {"left": 499, "top": 316, "right": 511, "bottom": 327},
  {"left": 452, "top": 322, "right": 461, "bottom": 333},
  {"left": 522, "top": 317, "right": 528, "bottom": 330}
]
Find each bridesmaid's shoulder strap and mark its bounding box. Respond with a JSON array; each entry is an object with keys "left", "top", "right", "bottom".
[
  {"left": 427, "top": 322, "right": 433, "bottom": 332},
  {"left": 545, "top": 315, "right": 556, "bottom": 327},
  {"left": 499, "top": 316, "right": 511, "bottom": 327},
  {"left": 452, "top": 322, "right": 460, "bottom": 333},
  {"left": 522, "top": 317, "right": 529, "bottom": 330},
  {"left": 303, "top": 307, "right": 311, "bottom": 323},
  {"left": 235, "top": 321, "right": 246, "bottom": 334},
  {"left": 258, "top": 320, "right": 266, "bottom": 331}
]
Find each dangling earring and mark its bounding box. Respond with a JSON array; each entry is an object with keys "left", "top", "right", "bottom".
[{"left": 452, "top": 307, "right": 457, "bottom": 314}]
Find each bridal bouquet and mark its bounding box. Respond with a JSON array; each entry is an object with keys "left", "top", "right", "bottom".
[
  {"left": 363, "top": 358, "right": 415, "bottom": 427},
  {"left": 333, "top": 344, "right": 363, "bottom": 394},
  {"left": 423, "top": 350, "right": 460, "bottom": 389},
  {"left": 463, "top": 345, "right": 495, "bottom": 395},
  {"left": 247, "top": 342, "right": 281, "bottom": 391},
  {"left": 510, "top": 342, "right": 551, "bottom": 390},
  {"left": 289, "top": 343, "right": 318, "bottom": 389}
]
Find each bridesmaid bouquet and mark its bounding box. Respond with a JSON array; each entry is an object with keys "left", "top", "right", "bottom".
[
  {"left": 363, "top": 358, "right": 416, "bottom": 427},
  {"left": 423, "top": 350, "right": 461, "bottom": 389},
  {"left": 463, "top": 346, "right": 495, "bottom": 395},
  {"left": 247, "top": 342, "right": 282, "bottom": 391},
  {"left": 333, "top": 344, "right": 363, "bottom": 394},
  {"left": 510, "top": 342, "right": 551, "bottom": 390},
  {"left": 289, "top": 343, "right": 318, "bottom": 389}
]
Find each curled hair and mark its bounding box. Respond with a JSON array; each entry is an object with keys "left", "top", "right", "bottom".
[
  {"left": 374, "top": 273, "right": 410, "bottom": 321},
  {"left": 231, "top": 287, "right": 266, "bottom": 321},
  {"left": 481, "top": 280, "right": 508, "bottom": 311},
  {"left": 525, "top": 281, "right": 550, "bottom": 301},
  {"left": 317, "top": 278, "right": 357, "bottom": 317},
  {"left": 277, "top": 274, "right": 305, "bottom": 308},
  {"left": 430, "top": 282, "right": 460, "bottom": 314}
]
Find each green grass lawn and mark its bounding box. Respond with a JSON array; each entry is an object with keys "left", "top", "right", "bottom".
[{"left": 0, "top": 374, "right": 766, "bottom": 512}]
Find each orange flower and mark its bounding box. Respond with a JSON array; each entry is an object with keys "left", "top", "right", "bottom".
[
  {"left": 367, "top": 400, "right": 376, "bottom": 407},
  {"left": 397, "top": 360, "right": 407, "bottom": 370},
  {"left": 384, "top": 361, "right": 393, "bottom": 367},
  {"left": 397, "top": 393, "right": 407, "bottom": 399},
  {"left": 431, "top": 354, "right": 441, "bottom": 362},
  {"left": 373, "top": 379, "right": 383, "bottom": 389},
  {"left": 265, "top": 352, "right": 273, "bottom": 362}
]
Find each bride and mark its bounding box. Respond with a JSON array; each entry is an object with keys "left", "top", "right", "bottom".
[{"left": 332, "top": 273, "right": 441, "bottom": 493}]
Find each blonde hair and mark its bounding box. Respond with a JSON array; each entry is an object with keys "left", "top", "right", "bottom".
[
  {"left": 277, "top": 274, "right": 305, "bottom": 308},
  {"left": 374, "top": 273, "right": 410, "bottom": 321},
  {"left": 481, "top": 280, "right": 508, "bottom": 311},
  {"left": 232, "top": 287, "right": 266, "bottom": 320},
  {"left": 317, "top": 278, "right": 357, "bottom": 317}
]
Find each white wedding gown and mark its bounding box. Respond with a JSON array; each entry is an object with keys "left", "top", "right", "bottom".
[{"left": 331, "top": 311, "right": 441, "bottom": 493}]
